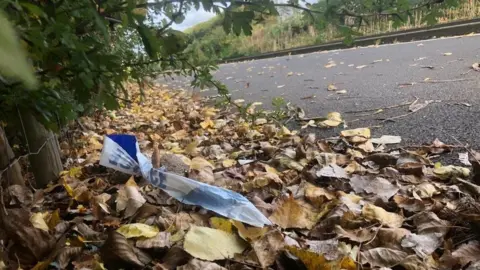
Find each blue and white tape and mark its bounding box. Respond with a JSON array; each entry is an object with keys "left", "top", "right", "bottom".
[{"left": 99, "top": 134, "right": 271, "bottom": 227}]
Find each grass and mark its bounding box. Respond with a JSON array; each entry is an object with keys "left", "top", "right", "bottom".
[{"left": 184, "top": 0, "right": 480, "bottom": 63}]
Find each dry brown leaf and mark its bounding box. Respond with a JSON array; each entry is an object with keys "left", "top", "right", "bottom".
[
  {"left": 101, "top": 231, "right": 150, "bottom": 268},
  {"left": 334, "top": 225, "right": 376, "bottom": 243},
  {"left": 251, "top": 230, "right": 285, "bottom": 268},
  {"left": 304, "top": 183, "right": 335, "bottom": 207},
  {"left": 231, "top": 220, "right": 268, "bottom": 241},
  {"left": 350, "top": 175, "right": 399, "bottom": 202},
  {"left": 401, "top": 233, "right": 443, "bottom": 257},
  {"left": 413, "top": 182, "right": 439, "bottom": 198},
  {"left": 177, "top": 259, "right": 227, "bottom": 270},
  {"left": 393, "top": 195, "right": 425, "bottom": 212},
  {"left": 305, "top": 239, "right": 341, "bottom": 260},
  {"left": 413, "top": 212, "right": 450, "bottom": 236},
  {"left": 269, "top": 195, "right": 320, "bottom": 229},
  {"left": 362, "top": 203, "right": 404, "bottom": 228},
  {"left": 360, "top": 247, "right": 407, "bottom": 268},
  {"left": 116, "top": 177, "right": 146, "bottom": 218},
  {"left": 286, "top": 246, "right": 356, "bottom": 270},
  {"left": 443, "top": 241, "right": 480, "bottom": 267},
  {"left": 189, "top": 157, "right": 215, "bottom": 184},
  {"left": 136, "top": 232, "right": 170, "bottom": 249}
]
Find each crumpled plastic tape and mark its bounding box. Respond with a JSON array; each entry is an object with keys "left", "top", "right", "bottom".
[{"left": 99, "top": 134, "right": 271, "bottom": 227}]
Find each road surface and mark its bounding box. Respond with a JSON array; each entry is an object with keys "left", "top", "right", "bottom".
[{"left": 160, "top": 34, "right": 480, "bottom": 154}]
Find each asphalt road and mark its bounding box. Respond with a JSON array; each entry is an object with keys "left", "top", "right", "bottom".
[{"left": 160, "top": 34, "right": 480, "bottom": 153}]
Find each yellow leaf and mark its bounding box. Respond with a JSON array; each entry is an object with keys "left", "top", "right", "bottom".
[
  {"left": 222, "top": 159, "right": 237, "bottom": 168},
  {"left": 30, "top": 212, "right": 49, "bottom": 231},
  {"left": 320, "top": 112, "right": 343, "bottom": 127},
  {"left": 200, "top": 118, "right": 215, "bottom": 129},
  {"left": 269, "top": 195, "right": 320, "bottom": 229},
  {"left": 32, "top": 260, "right": 51, "bottom": 270},
  {"left": 231, "top": 220, "right": 268, "bottom": 241},
  {"left": 47, "top": 209, "right": 61, "bottom": 230},
  {"left": 443, "top": 52, "right": 452, "bottom": 56},
  {"left": 203, "top": 107, "right": 217, "bottom": 117},
  {"left": 184, "top": 226, "right": 247, "bottom": 261},
  {"left": 286, "top": 246, "right": 356, "bottom": 270},
  {"left": 89, "top": 137, "right": 103, "bottom": 150},
  {"left": 340, "top": 128, "right": 371, "bottom": 143},
  {"left": 116, "top": 223, "right": 159, "bottom": 238},
  {"left": 305, "top": 183, "right": 335, "bottom": 207},
  {"left": 171, "top": 129, "right": 188, "bottom": 140},
  {"left": 362, "top": 203, "right": 404, "bottom": 228},
  {"left": 185, "top": 141, "right": 199, "bottom": 155},
  {"left": 327, "top": 84, "right": 337, "bottom": 91},
  {"left": 210, "top": 217, "right": 233, "bottom": 233}
]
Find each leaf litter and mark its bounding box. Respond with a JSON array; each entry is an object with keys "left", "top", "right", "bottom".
[{"left": 3, "top": 83, "right": 480, "bottom": 269}]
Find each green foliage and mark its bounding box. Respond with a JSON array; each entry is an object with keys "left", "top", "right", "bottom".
[
  {"left": 0, "top": 11, "right": 37, "bottom": 89},
  {"left": 0, "top": 0, "right": 464, "bottom": 130}
]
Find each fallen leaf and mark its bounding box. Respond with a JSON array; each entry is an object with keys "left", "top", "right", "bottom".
[
  {"left": 413, "top": 212, "right": 450, "bottom": 236},
  {"left": 393, "top": 195, "right": 425, "bottom": 212},
  {"left": 336, "top": 89, "right": 347, "bottom": 94},
  {"left": 362, "top": 203, "right": 404, "bottom": 228},
  {"left": 116, "top": 223, "right": 159, "bottom": 238},
  {"left": 443, "top": 241, "right": 480, "bottom": 267},
  {"left": 316, "top": 164, "right": 348, "bottom": 179},
  {"left": 472, "top": 63, "right": 480, "bottom": 71},
  {"left": 183, "top": 226, "right": 247, "bottom": 261},
  {"left": 117, "top": 177, "right": 146, "bottom": 218},
  {"left": 30, "top": 212, "right": 49, "bottom": 232},
  {"left": 101, "top": 231, "right": 150, "bottom": 268},
  {"left": 189, "top": 157, "right": 215, "bottom": 184},
  {"left": 231, "top": 220, "right": 268, "bottom": 241},
  {"left": 222, "top": 159, "right": 236, "bottom": 168},
  {"left": 177, "top": 259, "right": 227, "bottom": 270},
  {"left": 443, "top": 52, "right": 452, "bottom": 56},
  {"left": 324, "top": 61, "right": 336, "bottom": 68},
  {"left": 350, "top": 175, "right": 399, "bottom": 202},
  {"left": 401, "top": 233, "right": 443, "bottom": 257},
  {"left": 360, "top": 248, "right": 407, "bottom": 268},
  {"left": 305, "top": 183, "right": 335, "bottom": 207},
  {"left": 209, "top": 217, "right": 233, "bottom": 233},
  {"left": 371, "top": 135, "right": 402, "bottom": 145},
  {"left": 251, "top": 230, "right": 285, "bottom": 268},
  {"left": 269, "top": 195, "right": 320, "bottom": 229},
  {"left": 286, "top": 246, "right": 356, "bottom": 270},
  {"left": 340, "top": 128, "right": 371, "bottom": 143},
  {"left": 320, "top": 112, "right": 342, "bottom": 127},
  {"left": 306, "top": 239, "right": 341, "bottom": 260},
  {"left": 459, "top": 152, "right": 472, "bottom": 166},
  {"left": 334, "top": 225, "right": 375, "bottom": 243},
  {"left": 409, "top": 100, "right": 433, "bottom": 112},
  {"left": 327, "top": 84, "right": 337, "bottom": 91},
  {"left": 277, "top": 85, "right": 285, "bottom": 88},
  {"left": 356, "top": 65, "right": 367, "bottom": 69},
  {"left": 136, "top": 232, "right": 170, "bottom": 249},
  {"left": 413, "top": 182, "right": 439, "bottom": 198}
]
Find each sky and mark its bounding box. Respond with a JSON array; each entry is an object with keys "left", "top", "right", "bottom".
[
  {"left": 171, "top": 9, "right": 216, "bottom": 31},
  {"left": 170, "top": 0, "right": 317, "bottom": 31}
]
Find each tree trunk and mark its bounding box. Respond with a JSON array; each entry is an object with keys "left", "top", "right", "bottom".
[
  {"left": 0, "top": 127, "right": 24, "bottom": 186},
  {"left": 21, "top": 113, "right": 62, "bottom": 188}
]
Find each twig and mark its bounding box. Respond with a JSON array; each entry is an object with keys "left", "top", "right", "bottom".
[
  {"left": 344, "top": 99, "right": 414, "bottom": 114},
  {"left": 363, "top": 224, "right": 383, "bottom": 246},
  {"left": 420, "top": 78, "right": 472, "bottom": 84},
  {"left": 378, "top": 97, "right": 420, "bottom": 122},
  {"left": 0, "top": 135, "right": 55, "bottom": 180}
]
